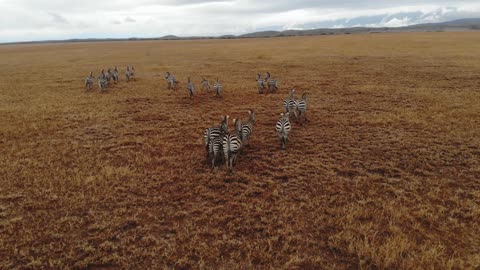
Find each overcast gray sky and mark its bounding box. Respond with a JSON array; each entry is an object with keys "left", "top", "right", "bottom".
[{"left": 1, "top": 0, "right": 479, "bottom": 42}]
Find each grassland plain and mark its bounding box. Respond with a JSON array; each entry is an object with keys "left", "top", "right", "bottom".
[{"left": 0, "top": 32, "right": 479, "bottom": 269}]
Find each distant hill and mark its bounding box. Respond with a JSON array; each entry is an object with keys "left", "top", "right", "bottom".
[{"left": 2, "top": 18, "right": 480, "bottom": 45}]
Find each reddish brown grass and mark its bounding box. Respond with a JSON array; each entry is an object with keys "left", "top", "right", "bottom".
[{"left": 0, "top": 32, "right": 479, "bottom": 269}]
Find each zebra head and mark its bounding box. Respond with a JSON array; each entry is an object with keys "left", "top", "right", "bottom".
[
  {"left": 222, "top": 115, "right": 229, "bottom": 133},
  {"left": 265, "top": 72, "right": 271, "bottom": 81},
  {"left": 290, "top": 89, "right": 296, "bottom": 98},
  {"left": 256, "top": 74, "right": 261, "bottom": 80},
  {"left": 233, "top": 118, "right": 242, "bottom": 134},
  {"left": 89, "top": 71, "right": 93, "bottom": 78},
  {"left": 126, "top": 66, "right": 130, "bottom": 71},
  {"left": 114, "top": 66, "right": 118, "bottom": 72},
  {"left": 165, "top": 72, "right": 170, "bottom": 79},
  {"left": 248, "top": 110, "right": 255, "bottom": 123}
]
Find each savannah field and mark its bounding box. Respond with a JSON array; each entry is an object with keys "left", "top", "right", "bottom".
[{"left": 0, "top": 32, "right": 479, "bottom": 269}]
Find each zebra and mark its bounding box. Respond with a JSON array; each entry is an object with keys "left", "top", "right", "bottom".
[
  {"left": 111, "top": 66, "right": 119, "bottom": 83},
  {"left": 214, "top": 78, "right": 222, "bottom": 97},
  {"left": 165, "top": 72, "right": 178, "bottom": 90},
  {"left": 276, "top": 112, "right": 291, "bottom": 150},
  {"left": 85, "top": 72, "right": 94, "bottom": 91},
  {"left": 295, "top": 92, "right": 309, "bottom": 124},
  {"left": 130, "top": 66, "right": 135, "bottom": 81},
  {"left": 204, "top": 115, "right": 229, "bottom": 158},
  {"left": 98, "top": 70, "right": 107, "bottom": 91},
  {"left": 126, "top": 66, "right": 131, "bottom": 81},
  {"left": 241, "top": 109, "right": 255, "bottom": 146},
  {"left": 256, "top": 74, "right": 265, "bottom": 94},
  {"left": 187, "top": 77, "right": 195, "bottom": 98},
  {"left": 105, "top": 68, "right": 112, "bottom": 84},
  {"left": 265, "top": 72, "right": 278, "bottom": 93},
  {"left": 283, "top": 89, "right": 297, "bottom": 114},
  {"left": 223, "top": 118, "right": 243, "bottom": 171},
  {"left": 208, "top": 135, "right": 224, "bottom": 170},
  {"left": 201, "top": 78, "right": 211, "bottom": 91}
]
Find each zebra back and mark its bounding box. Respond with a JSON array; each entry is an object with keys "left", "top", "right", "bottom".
[{"left": 276, "top": 113, "right": 291, "bottom": 136}]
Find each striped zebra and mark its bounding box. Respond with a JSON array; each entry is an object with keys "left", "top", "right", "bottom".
[
  {"left": 241, "top": 109, "right": 255, "bottom": 146},
  {"left": 295, "top": 93, "right": 309, "bottom": 124},
  {"left": 265, "top": 72, "right": 278, "bottom": 93},
  {"left": 276, "top": 112, "right": 291, "bottom": 150},
  {"left": 283, "top": 89, "right": 297, "bottom": 114},
  {"left": 187, "top": 77, "right": 195, "bottom": 98},
  {"left": 105, "top": 68, "right": 112, "bottom": 84},
  {"left": 223, "top": 118, "right": 243, "bottom": 171},
  {"left": 204, "top": 115, "right": 229, "bottom": 158},
  {"left": 165, "top": 72, "right": 178, "bottom": 90},
  {"left": 214, "top": 78, "right": 222, "bottom": 97},
  {"left": 85, "top": 72, "right": 94, "bottom": 91},
  {"left": 98, "top": 70, "right": 107, "bottom": 91},
  {"left": 130, "top": 66, "right": 135, "bottom": 80},
  {"left": 208, "top": 135, "right": 224, "bottom": 170},
  {"left": 126, "top": 66, "right": 131, "bottom": 81},
  {"left": 257, "top": 74, "right": 265, "bottom": 94},
  {"left": 112, "top": 66, "right": 119, "bottom": 83},
  {"left": 201, "top": 78, "right": 211, "bottom": 91}
]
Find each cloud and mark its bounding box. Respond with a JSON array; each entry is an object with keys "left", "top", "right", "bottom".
[
  {"left": 48, "top": 12, "right": 68, "bottom": 24},
  {"left": 0, "top": 0, "right": 480, "bottom": 42},
  {"left": 125, "top": 16, "right": 136, "bottom": 23}
]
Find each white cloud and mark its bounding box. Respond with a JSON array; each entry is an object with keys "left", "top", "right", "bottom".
[{"left": 0, "top": 0, "right": 479, "bottom": 42}]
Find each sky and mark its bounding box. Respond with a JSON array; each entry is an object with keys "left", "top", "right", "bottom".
[{"left": 1, "top": 0, "right": 480, "bottom": 42}]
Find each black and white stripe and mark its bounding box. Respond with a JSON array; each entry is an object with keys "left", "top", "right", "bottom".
[
  {"left": 223, "top": 118, "right": 243, "bottom": 170},
  {"left": 295, "top": 93, "right": 308, "bottom": 124},
  {"left": 85, "top": 72, "right": 94, "bottom": 91},
  {"left": 165, "top": 72, "right": 178, "bottom": 90},
  {"left": 201, "top": 78, "right": 211, "bottom": 91},
  {"left": 265, "top": 72, "right": 278, "bottom": 93},
  {"left": 112, "top": 66, "right": 119, "bottom": 83},
  {"left": 204, "top": 115, "right": 229, "bottom": 157},
  {"left": 283, "top": 89, "right": 297, "bottom": 113},
  {"left": 214, "top": 78, "right": 222, "bottom": 97},
  {"left": 256, "top": 74, "right": 265, "bottom": 94},
  {"left": 187, "top": 77, "right": 195, "bottom": 97},
  {"left": 105, "top": 68, "right": 112, "bottom": 84},
  {"left": 241, "top": 110, "right": 255, "bottom": 146},
  {"left": 208, "top": 135, "right": 224, "bottom": 170},
  {"left": 125, "top": 66, "right": 131, "bottom": 81},
  {"left": 98, "top": 69, "right": 108, "bottom": 91},
  {"left": 276, "top": 112, "right": 291, "bottom": 150}
]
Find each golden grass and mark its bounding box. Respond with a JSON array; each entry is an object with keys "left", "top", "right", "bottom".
[{"left": 0, "top": 32, "right": 479, "bottom": 269}]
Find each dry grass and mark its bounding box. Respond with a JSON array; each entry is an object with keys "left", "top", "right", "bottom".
[{"left": 0, "top": 32, "right": 479, "bottom": 269}]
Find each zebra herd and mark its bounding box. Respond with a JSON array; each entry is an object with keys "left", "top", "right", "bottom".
[
  {"left": 276, "top": 89, "right": 309, "bottom": 149},
  {"left": 204, "top": 110, "right": 256, "bottom": 171},
  {"left": 165, "top": 72, "right": 223, "bottom": 97},
  {"left": 84, "top": 65, "right": 135, "bottom": 92},
  {"left": 84, "top": 65, "right": 307, "bottom": 171}
]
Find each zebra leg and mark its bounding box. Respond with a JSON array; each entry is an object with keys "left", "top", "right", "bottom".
[{"left": 211, "top": 152, "right": 216, "bottom": 170}]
